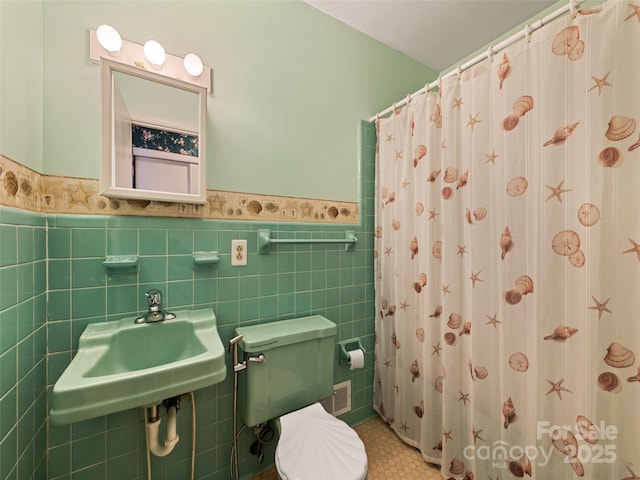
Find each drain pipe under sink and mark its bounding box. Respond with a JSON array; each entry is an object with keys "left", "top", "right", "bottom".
[
  {"left": 143, "top": 393, "right": 196, "bottom": 480},
  {"left": 146, "top": 397, "right": 180, "bottom": 457}
]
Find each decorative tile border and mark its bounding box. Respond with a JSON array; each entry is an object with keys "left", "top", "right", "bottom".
[
  {"left": 0, "top": 155, "right": 358, "bottom": 224},
  {"left": 0, "top": 155, "right": 43, "bottom": 212}
]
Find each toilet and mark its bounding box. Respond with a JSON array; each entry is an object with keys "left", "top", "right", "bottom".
[{"left": 235, "top": 315, "right": 368, "bottom": 480}]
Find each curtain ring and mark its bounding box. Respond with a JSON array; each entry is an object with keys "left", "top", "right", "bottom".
[
  {"left": 569, "top": 0, "right": 578, "bottom": 18},
  {"left": 524, "top": 24, "right": 532, "bottom": 43},
  {"left": 486, "top": 46, "right": 494, "bottom": 63},
  {"left": 456, "top": 65, "right": 462, "bottom": 77},
  {"left": 406, "top": 94, "right": 412, "bottom": 106},
  {"left": 425, "top": 82, "right": 431, "bottom": 93}
]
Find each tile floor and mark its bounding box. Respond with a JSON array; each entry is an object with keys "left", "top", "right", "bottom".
[{"left": 249, "top": 416, "right": 442, "bottom": 480}]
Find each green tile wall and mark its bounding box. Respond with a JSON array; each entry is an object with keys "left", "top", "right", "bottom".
[
  {"left": 1, "top": 122, "right": 376, "bottom": 480},
  {"left": 0, "top": 206, "right": 47, "bottom": 480},
  {"left": 46, "top": 220, "right": 375, "bottom": 478}
]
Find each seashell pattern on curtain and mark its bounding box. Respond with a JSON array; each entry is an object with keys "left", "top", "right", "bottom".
[{"left": 373, "top": 2, "right": 640, "bottom": 478}]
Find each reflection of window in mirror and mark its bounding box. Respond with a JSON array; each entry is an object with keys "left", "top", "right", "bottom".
[
  {"left": 101, "top": 59, "right": 207, "bottom": 204},
  {"left": 131, "top": 124, "right": 199, "bottom": 194}
]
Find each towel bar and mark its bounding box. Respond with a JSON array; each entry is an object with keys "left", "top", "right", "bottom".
[{"left": 257, "top": 229, "right": 357, "bottom": 254}]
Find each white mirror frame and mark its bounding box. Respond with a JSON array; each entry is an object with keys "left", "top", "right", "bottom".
[{"left": 100, "top": 59, "right": 207, "bottom": 204}]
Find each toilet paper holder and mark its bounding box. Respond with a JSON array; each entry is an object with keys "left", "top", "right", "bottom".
[{"left": 338, "top": 338, "right": 365, "bottom": 365}]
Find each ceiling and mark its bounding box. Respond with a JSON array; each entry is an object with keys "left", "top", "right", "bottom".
[{"left": 303, "top": 0, "right": 558, "bottom": 72}]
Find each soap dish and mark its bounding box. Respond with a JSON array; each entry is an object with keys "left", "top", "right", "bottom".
[
  {"left": 102, "top": 255, "right": 139, "bottom": 272},
  {"left": 192, "top": 251, "right": 220, "bottom": 266}
]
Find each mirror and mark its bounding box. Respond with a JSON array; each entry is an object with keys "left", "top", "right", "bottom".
[{"left": 100, "top": 59, "right": 207, "bottom": 204}]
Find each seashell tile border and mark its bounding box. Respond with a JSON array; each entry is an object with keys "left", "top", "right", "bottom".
[
  {"left": 1, "top": 155, "right": 358, "bottom": 224},
  {"left": 0, "top": 155, "right": 43, "bottom": 212}
]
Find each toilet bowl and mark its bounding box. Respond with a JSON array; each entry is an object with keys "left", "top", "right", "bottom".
[{"left": 275, "top": 403, "right": 368, "bottom": 480}]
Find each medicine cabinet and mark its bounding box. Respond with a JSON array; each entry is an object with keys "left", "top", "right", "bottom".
[{"left": 100, "top": 59, "right": 207, "bottom": 204}]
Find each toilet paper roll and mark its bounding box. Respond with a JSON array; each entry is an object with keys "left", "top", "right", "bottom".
[{"left": 347, "top": 348, "right": 365, "bottom": 370}]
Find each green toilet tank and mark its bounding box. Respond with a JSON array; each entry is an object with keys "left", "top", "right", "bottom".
[{"left": 236, "top": 315, "right": 337, "bottom": 427}]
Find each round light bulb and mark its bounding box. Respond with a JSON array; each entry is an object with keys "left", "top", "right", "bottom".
[
  {"left": 96, "top": 24, "right": 122, "bottom": 55},
  {"left": 183, "top": 53, "right": 204, "bottom": 77},
  {"left": 144, "top": 40, "right": 166, "bottom": 68}
]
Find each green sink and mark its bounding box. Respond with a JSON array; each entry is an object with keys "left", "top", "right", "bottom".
[{"left": 49, "top": 308, "right": 226, "bottom": 425}]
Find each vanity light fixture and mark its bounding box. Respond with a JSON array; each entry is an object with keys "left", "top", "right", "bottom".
[
  {"left": 89, "top": 25, "right": 211, "bottom": 92},
  {"left": 143, "top": 40, "right": 166, "bottom": 68},
  {"left": 183, "top": 53, "right": 204, "bottom": 78},
  {"left": 95, "top": 24, "right": 122, "bottom": 55}
]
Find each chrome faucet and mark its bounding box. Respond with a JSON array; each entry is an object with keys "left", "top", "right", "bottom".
[{"left": 134, "top": 288, "right": 176, "bottom": 324}]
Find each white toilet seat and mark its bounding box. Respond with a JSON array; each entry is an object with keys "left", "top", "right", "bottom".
[{"left": 275, "top": 402, "right": 368, "bottom": 480}]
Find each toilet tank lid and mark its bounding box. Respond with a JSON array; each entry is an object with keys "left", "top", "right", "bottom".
[{"left": 236, "top": 315, "right": 337, "bottom": 352}]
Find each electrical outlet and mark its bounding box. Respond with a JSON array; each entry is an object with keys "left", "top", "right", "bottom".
[{"left": 231, "top": 239, "right": 247, "bottom": 266}]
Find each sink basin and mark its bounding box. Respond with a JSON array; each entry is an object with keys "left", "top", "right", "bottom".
[{"left": 49, "top": 308, "right": 226, "bottom": 425}]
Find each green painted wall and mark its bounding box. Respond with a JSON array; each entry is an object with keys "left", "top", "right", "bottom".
[
  {"left": 35, "top": 0, "right": 434, "bottom": 202},
  {"left": 0, "top": 0, "right": 44, "bottom": 172}
]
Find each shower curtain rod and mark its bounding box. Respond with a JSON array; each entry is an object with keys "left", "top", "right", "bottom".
[{"left": 369, "top": 0, "right": 587, "bottom": 122}]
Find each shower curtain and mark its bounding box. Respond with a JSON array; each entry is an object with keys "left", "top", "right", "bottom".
[{"left": 373, "top": 2, "right": 640, "bottom": 478}]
